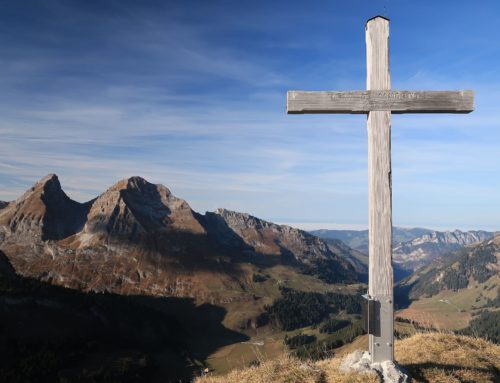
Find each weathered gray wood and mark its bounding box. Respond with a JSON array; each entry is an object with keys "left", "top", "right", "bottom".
[
  {"left": 366, "top": 16, "right": 394, "bottom": 363},
  {"left": 367, "top": 17, "right": 392, "bottom": 296},
  {"left": 287, "top": 90, "right": 474, "bottom": 114},
  {"left": 367, "top": 113, "right": 393, "bottom": 299}
]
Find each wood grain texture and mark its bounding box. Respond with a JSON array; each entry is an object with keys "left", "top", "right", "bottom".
[
  {"left": 367, "top": 111, "right": 393, "bottom": 297},
  {"left": 367, "top": 16, "right": 394, "bottom": 363},
  {"left": 366, "top": 17, "right": 390, "bottom": 91},
  {"left": 366, "top": 17, "right": 393, "bottom": 299},
  {"left": 286, "top": 90, "right": 474, "bottom": 114}
]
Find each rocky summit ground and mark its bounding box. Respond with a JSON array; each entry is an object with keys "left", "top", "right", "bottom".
[{"left": 195, "top": 333, "right": 500, "bottom": 383}]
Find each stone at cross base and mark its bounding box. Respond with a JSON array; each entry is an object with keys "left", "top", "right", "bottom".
[
  {"left": 340, "top": 351, "right": 410, "bottom": 383},
  {"left": 286, "top": 14, "right": 473, "bottom": 378}
]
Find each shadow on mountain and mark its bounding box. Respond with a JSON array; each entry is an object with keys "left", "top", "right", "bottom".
[
  {"left": 0, "top": 250, "right": 15, "bottom": 276},
  {"left": 0, "top": 266, "right": 248, "bottom": 383},
  {"left": 394, "top": 266, "right": 413, "bottom": 283},
  {"left": 199, "top": 212, "right": 252, "bottom": 252},
  {"left": 196, "top": 211, "right": 288, "bottom": 269},
  {"left": 82, "top": 213, "right": 249, "bottom": 278},
  {"left": 394, "top": 280, "right": 417, "bottom": 310},
  {"left": 39, "top": 176, "right": 94, "bottom": 241}
]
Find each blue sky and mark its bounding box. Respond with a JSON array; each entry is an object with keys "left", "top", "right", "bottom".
[{"left": 0, "top": 0, "right": 499, "bottom": 231}]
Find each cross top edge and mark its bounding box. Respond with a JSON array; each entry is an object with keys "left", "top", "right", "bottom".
[{"left": 366, "top": 15, "right": 390, "bottom": 24}]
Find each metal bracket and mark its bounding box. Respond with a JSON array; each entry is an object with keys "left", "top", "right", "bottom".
[
  {"left": 361, "top": 293, "right": 376, "bottom": 335},
  {"left": 369, "top": 294, "right": 394, "bottom": 363}
]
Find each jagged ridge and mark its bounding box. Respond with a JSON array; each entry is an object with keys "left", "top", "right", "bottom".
[
  {"left": 393, "top": 229, "right": 495, "bottom": 271},
  {"left": 206, "top": 208, "right": 357, "bottom": 283},
  {"left": 0, "top": 174, "right": 360, "bottom": 302}
]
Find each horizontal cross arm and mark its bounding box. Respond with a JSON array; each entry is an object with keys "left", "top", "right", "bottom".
[{"left": 287, "top": 90, "right": 474, "bottom": 114}]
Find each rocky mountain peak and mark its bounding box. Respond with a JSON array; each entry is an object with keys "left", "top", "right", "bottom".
[
  {"left": 126, "top": 176, "right": 157, "bottom": 191},
  {"left": 15, "top": 173, "right": 64, "bottom": 203},
  {"left": 208, "top": 207, "right": 356, "bottom": 283},
  {"left": 0, "top": 174, "right": 89, "bottom": 241},
  {"left": 39, "top": 172, "right": 61, "bottom": 189},
  {"left": 108, "top": 176, "right": 166, "bottom": 194},
  {"left": 83, "top": 176, "right": 204, "bottom": 241}
]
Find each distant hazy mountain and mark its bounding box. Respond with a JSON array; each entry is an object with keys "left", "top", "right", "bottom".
[
  {"left": 398, "top": 234, "right": 500, "bottom": 302},
  {"left": 0, "top": 201, "right": 8, "bottom": 210},
  {"left": 312, "top": 227, "right": 496, "bottom": 273},
  {"left": 311, "top": 227, "right": 432, "bottom": 254},
  {"left": 393, "top": 230, "right": 495, "bottom": 271}
]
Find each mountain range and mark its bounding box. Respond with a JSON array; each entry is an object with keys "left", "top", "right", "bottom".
[
  {"left": 310, "top": 227, "right": 431, "bottom": 254},
  {"left": 399, "top": 233, "right": 500, "bottom": 300},
  {"left": 0, "top": 174, "right": 367, "bottom": 381},
  {"left": 1, "top": 174, "right": 499, "bottom": 381},
  {"left": 312, "top": 227, "right": 496, "bottom": 273},
  {"left": 0, "top": 174, "right": 360, "bottom": 307},
  {"left": 395, "top": 232, "right": 500, "bottom": 332},
  {"left": 392, "top": 229, "right": 495, "bottom": 271}
]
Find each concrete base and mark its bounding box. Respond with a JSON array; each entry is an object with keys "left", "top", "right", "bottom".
[{"left": 340, "top": 351, "right": 411, "bottom": 383}]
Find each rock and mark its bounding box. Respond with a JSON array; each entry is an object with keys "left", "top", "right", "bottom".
[
  {"left": 340, "top": 351, "right": 374, "bottom": 374},
  {"left": 379, "top": 360, "right": 411, "bottom": 383},
  {"left": 340, "top": 351, "right": 411, "bottom": 382}
]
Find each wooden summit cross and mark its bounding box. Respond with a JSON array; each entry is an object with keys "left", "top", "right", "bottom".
[{"left": 286, "top": 16, "right": 474, "bottom": 363}]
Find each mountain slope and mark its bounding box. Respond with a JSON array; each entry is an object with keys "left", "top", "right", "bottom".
[
  {"left": 322, "top": 237, "right": 368, "bottom": 275},
  {"left": 0, "top": 252, "right": 245, "bottom": 383},
  {"left": 82, "top": 176, "right": 205, "bottom": 242},
  {"left": 196, "top": 333, "right": 500, "bottom": 383},
  {"left": 395, "top": 234, "right": 500, "bottom": 329},
  {"left": 393, "top": 229, "right": 495, "bottom": 271},
  {"left": 0, "top": 174, "right": 360, "bottom": 307},
  {"left": 204, "top": 209, "right": 358, "bottom": 283},
  {"left": 0, "top": 174, "right": 91, "bottom": 241},
  {"left": 312, "top": 227, "right": 496, "bottom": 273},
  {"left": 403, "top": 234, "right": 500, "bottom": 299},
  {"left": 311, "top": 227, "right": 431, "bottom": 254},
  {"left": 0, "top": 175, "right": 228, "bottom": 300}
]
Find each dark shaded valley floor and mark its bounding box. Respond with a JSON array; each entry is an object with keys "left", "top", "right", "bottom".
[{"left": 0, "top": 262, "right": 247, "bottom": 383}]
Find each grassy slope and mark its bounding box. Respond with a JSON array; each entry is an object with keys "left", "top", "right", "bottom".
[
  {"left": 205, "top": 321, "right": 425, "bottom": 376},
  {"left": 208, "top": 263, "right": 365, "bottom": 374},
  {"left": 196, "top": 333, "right": 500, "bottom": 383},
  {"left": 397, "top": 275, "right": 499, "bottom": 330},
  {"left": 218, "top": 263, "right": 364, "bottom": 330},
  {"left": 396, "top": 235, "right": 500, "bottom": 330}
]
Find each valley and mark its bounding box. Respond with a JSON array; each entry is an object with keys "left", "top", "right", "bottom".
[
  {"left": 0, "top": 174, "right": 364, "bottom": 381},
  {"left": 0, "top": 174, "right": 498, "bottom": 381},
  {"left": 395, "top": 234, "right": 500, "bottom": 334}
]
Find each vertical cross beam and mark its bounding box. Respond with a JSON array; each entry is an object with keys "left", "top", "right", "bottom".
[{"left": 366, "top": 16, "right": 393, "bottom": 363}]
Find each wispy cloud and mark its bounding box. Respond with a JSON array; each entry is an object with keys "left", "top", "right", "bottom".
[{"left": 0, "top": 0, "right": 499, "bottom": 231}]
